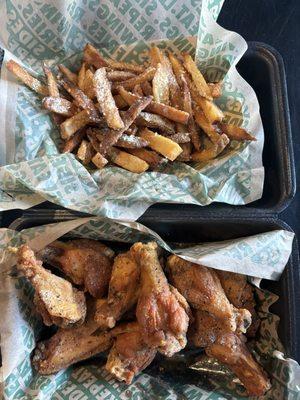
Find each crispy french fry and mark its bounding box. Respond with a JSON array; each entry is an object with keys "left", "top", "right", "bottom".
[
  {"left": 150, "top": 46, "right": 165, "bottom": 66},
  {"left": 167, "top": 132, "right": 190, "bottom": 144},
  {"left": 59, "top": 77, "right": 99, "bottom": 120},
  {"left": 115, "top": 66, "right": 156, "bottom": 90},
  {"left": 43, "top": 63, "right": 59, "bottom": 97},
  {"left": 94, "top": 129, "right": 149, "bottom": 149},
  {"left": 98, "top": 96, "right": 152, "bottom": 154},
  {"left": 209, "top": 82, "right": 222, "bottom": 98},
  {"left": 83, "top": 69, "right": 95, "bottom": 99},
  {"left": 58, "top": 64, "right": 78, "bottom": 85},
  {"left": 60, "top": 109, "right": 90, "bottom": 139},
  {"left": 118, "top": 87, "right": 189, "bottom": 124},
  {"left": 124, "top": 124, "right": 138, "bottom": 136},
  {"left": 181, "top": 75, "right": 201, "bottom": 150},
  {"left": 183, "top": 53, "right": 212, "bottom": 101},
  {"left": 78, "top": 63, "right": 86, "bottom": 90},
  {"left": 77, "top": 140, "right": 94, "bottom": 164},
  {"left": 127, "top": 148, "right": 164, "bottom": 169},
  {"left": 135, "top": 112, "right": 175, "bottom": 135},
  {"left": 107, "top": 70, "right": 136, "bottom": 81},
  {"left": 42, "top": 97, "right": 78, "bottom": 117},
  {"left": 191, "top": 133, "right": 229, "bottom": 162},
  {"left": 108, "top": 148, "right": 149, "bottom": 173},
  {"left": 84, "top": 44, "right": 144, "bottom": 73},
  {"left": 152, "top": 62, "right": 170, "bottom": 105},
  {"left": 93, "top": 68, "right": 124, "bottom": 130},
  {"left": 177, "top": 142, "right": 192, "bottom": 161},
  {"left": 168, "top": 52, "right": 186, "bottom": 85},
  {"left": 139, "top": 128, "right": 182, "bottom": 161},
  {"left": 133, "top": 84, "right": 143, "bottom": 96},
  {"left": 62, "top": 129, "right": 86, "bottom": 153},
  {"left": 92, "top": 152, "right": 108, "bottom": 169},
  {"left": 140, "top": 81, "right": 153, "bottom": 96},
  {"left": 194, "top": 107, "right": 221, "bottom": 144},
  {"left": 7, "top": 60, "right": 48, "bottom": 96},
  {"left": 220, "top": 124, "right": 256, "bottom": 141}
]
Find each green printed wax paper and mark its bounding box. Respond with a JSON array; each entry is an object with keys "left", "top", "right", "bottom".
[
  {"left": 0, "top": 215, "right": 299, "bottom": 399},
  {"left": 0, "top": 0, "right": 264, "bottom": 219}
]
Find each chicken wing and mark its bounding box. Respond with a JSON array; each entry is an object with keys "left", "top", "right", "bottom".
[
  {"left": 17, "top": 245, "right": 86, "bottom": 328},
  {"left": 189, "top": 309, "right": 225, "bottom": 348},
  {"left": 132, "top": 242, "right": 189, "bottom": 357},
  {"left": 106, "top": 322, "right": 156, "bottom": 384},
  {"left": 33, "top": 301, "right": 112, "bottom": 374},
  {"left": 167, "top": 255, "right": 251, "bottom": 333},
  {"left": 206, "top": 333, "right": 271, "bottom": 397},
  {"left": 94, "top": 251, "right": 140, "bottom": 328},
  {"left": 39, "top": 239, "right": 114, "bottom": 298},
  {"left": 216, "top": 270, "right": 260, "bottom": 337}
]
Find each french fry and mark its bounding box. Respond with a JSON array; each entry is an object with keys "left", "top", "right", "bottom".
[
  {"left": 84, "top": 43, "right": 144, "bottom": 73},
  {"left": 152, "top": 62, "right": 170, "bottom": 105},
  {"left": 140, "top": 81, "right": 153, "bottom": 96},
  {"left": 7, "top": 60, "right": 48, "bottom": 96},
  {"left": 135, "top": 112, "right": 175, "bottom": 135},
  {"left": 83, "top": 69, "right": 95, "bottom": 99},
  {"left": 58, "top": 64, "right": 78, "bottom": 85},
  {"left": 98, "top": 96, "right": 152, "bottom": 154},
  {"left": 177, "top": 142, "right": 192, "bottom": 161},
  {"left": 127, "top": 148, "right": 164, "bottom": 169},
  {"left": 113, "top": 94, "right": 128, "bottom": 109},
  {"left": 191, "top": 133, "right": 229, "bottom": 162},
  {"left": 124, "top": 124, "right": 138, "bottom": 136},
  {"left": 92, "top": 152, "right": 108, "bottom": 169},
  {"left": 59, "top": 77, "right": 99, "bottom": 120},
  {"left": 78, "top": 63, "right": 86, "bottom": 90},
  {"left": 183, "top": 53, "right": 212, "bottom": 101},
  {"left": 167, "top": 132, "right": 191, "bottom": 144},
  {"left": 132, "top": 84, "right": 143, "bottom": 96},
  {"left": 149, "top": 46, "right": 165, "bottom": 66},
  {"left": 194, "top": 107, "right": 221, "bottom": 144},
  {"left": 108, "top": 148, "right": 149, "bottom": 173},
  {"left": 168, "top": 52, "right": 186, "bottom": 85},
  {"left": 220, "top": 124, "right": 256, "bottom": 141},
  {"left": 115, "top": 66, "right": 156, "bottom": 90},
  {"left": 107, "top": 70, "right": 136, "bottom": 81},
  {"left": 139, "top": 128, "right": 182, "bottom": 161},
  {"left": 93, "top": 68, "right": 124, "bottom": 130},
  {"left": 118, "top": 87, "right": 189, "bottom": 124},
  {"left": 209, "top": 82, "right": 222, "bottom": 98},
  {"left": 60, "top": 109, "right": 91, "bottom": 139},
  {"left": 94, "top": 129, "right": 149, "bottom": 149},
  {"left": 43, "top": 63, "right": 59, "bottom": 97},
  {"left": 181, "top": 75, "right": 201, "bottom": 150},
  {"left": 42, "top": 97, "right": 78, "bottom": 117},
  {"left": 77, "top": 140, "right": 94, "bottom": 164},
  {"left": 62, "top": 129, "right": 86, "bottom": 153}
]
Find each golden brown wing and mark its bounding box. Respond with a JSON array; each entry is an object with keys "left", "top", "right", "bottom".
[
  {"left": 40, "top": 239, "right": 114, "bottom": 298},
  {"left": 17, "top": 245, "right": 86, "bottom": 328},
  {"left": 95, "top": 251, "right": 140, "bottom": 328},
  {"left": 106, "top": 322, "right": 156, "bottom": 384},
  {"left": 206, "top": 333, "right": 271, "bottom": 397},
  {"left": 132, "top": 242, "right": 189, "bottom": 356}
]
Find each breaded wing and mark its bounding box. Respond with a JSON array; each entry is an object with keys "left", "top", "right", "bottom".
[
  {"left": 132, "top": 242, "right": 189, "bottom": 356},
  {"left": 40, "top": 239, "right": 114, "bottom": 298},
  {"left": 95, "top": 251, "right": 140, "bottom": 328},
  {"left": 17, "top": 245, "right": 86, "bottom": 328}
]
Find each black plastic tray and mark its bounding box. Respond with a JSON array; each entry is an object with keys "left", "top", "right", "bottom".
[{"left": 9, "top": 209, "right": 300, "bottom": 363}]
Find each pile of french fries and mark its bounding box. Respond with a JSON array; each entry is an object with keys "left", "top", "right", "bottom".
[{"left": 7, "top": 44, "right": 255, "bottom": 173}]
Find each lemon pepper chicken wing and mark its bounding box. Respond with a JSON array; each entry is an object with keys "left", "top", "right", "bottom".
[
  {"left": 33, "top": 301, "right": 112, "bottom": 375},
  {"left": 39, "top": 239, "right": 114, "bottom": 298},
  {"left": 167, "top": 255, "right": 251, "bottom": 333},
  {"left": 106, "top": 322, "right": 156, "bottom": 384},
  {"left": 131, "top": 242, "right": 189, "bottom": 356},
  {"left": 95, "top": 251, "right": 140, "bottom": 328},
  {"left": 206, "top": 333, "right": 271, "bottom": 397},
  {"left": 17, "top": 245, "right": 86, "bottom": 328}
]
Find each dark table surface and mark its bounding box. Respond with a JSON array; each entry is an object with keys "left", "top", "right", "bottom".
[{"left": 219, "top": 0, "right": 299, "bottom": 236}]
